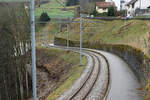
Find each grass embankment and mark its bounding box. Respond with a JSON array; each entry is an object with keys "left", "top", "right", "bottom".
[
  {"left": 36, "top": 47, "right": 87, "bottom": 100},
  {"left": 56, "top": 19, "right": 150, "bottom": 56},
  {"left": 35, "top": 0, "right": 75, "bottom": 18}
]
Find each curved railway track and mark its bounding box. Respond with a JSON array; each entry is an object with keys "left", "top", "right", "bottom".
[
  {"left": 51, "top": 46, "right": 110, "bottom": 100},
  {"left": 70, "top": 51, "right": 101, "bottom": 100}
]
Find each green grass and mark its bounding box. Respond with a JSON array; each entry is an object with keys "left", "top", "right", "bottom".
[
  {"left": 35, "top": 0, "right": 74, "bottom": 18},
  {"left": 134, "top": 15, "right": 150, "bottom": 18}
]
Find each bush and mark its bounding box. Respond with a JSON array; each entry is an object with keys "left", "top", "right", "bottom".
[{"left": 39, "top": 12, "right": 51, "bottom": 22}]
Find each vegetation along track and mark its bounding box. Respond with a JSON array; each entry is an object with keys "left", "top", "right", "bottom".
[{"left": 50, "top": 46, "right": 110, "bottom": 100}]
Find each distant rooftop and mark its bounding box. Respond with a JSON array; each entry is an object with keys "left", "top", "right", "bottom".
[{"left": 96, "top": 2, "right": 117, "bottom": 8}]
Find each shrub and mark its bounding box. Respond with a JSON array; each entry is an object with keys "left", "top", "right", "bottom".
[
  {"left": 39, "top": 12, "right": 51, "bottom": 22},
  {"left": 107, "top": 6, "right": 115, "bottom": 16}
]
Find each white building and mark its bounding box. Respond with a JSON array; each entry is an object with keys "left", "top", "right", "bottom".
[
  {"left": 120, "top": 0, "right": 126, "bottom": 10},
  {"left": 96, "top": 2, "right": 117, "bottom": 13},
  {"left": 126, "top": 0, "right": 150, "bottom": 17}
]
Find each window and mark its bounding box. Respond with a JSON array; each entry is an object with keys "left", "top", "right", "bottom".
[{"left": 103, "top": 8, "right": 106, "bottom": 10}]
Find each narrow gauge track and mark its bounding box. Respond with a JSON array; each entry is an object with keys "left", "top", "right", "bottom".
[
  {"left": 51, "top": 46, "right": 109, "bottom": 100},
  {"left": 70, "top": 51, "right": 101, "bottom": 100}
]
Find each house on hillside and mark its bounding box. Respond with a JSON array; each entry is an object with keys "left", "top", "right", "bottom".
[
  {"left": 96, "top": 2, "right": 117, "bottom": 13},
  {"left": 125, "top": 0, "right": 137, "bottom": 17},
  {"left": 126, "top": 0, "right": 150, "bottom": 17}
]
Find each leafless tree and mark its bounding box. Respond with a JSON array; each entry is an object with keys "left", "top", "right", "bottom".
[{"left": 0, "top": 3, "right": 31, "bottom": 100}]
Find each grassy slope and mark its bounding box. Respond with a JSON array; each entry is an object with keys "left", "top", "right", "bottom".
[
  {"left": 37, "top": 47, "right": 87, "bottom": 100},
  {"left": 56, "top": 19, "right": 150, "bottom": 56},
  {"left": 36, "top": 19, "right": 150, "bottom": 56},
  {"left": 35, "top": 0, "right": 74, "bottom": 18}
]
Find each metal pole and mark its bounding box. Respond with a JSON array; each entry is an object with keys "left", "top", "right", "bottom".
[
  {"left": 80, "top": 14, "right": 83, "bottom": 65},
  {"left": 54, "top": 32, "right": 56, "bottom": 43},
  {"left": 47, "top": 28, "right": 49, "bottom": 43},
  {"left": 30, "top": 0, "right": 37, "bottom": 100},
  {"left": 45, "top": 29, "right": 47, "bottom": 44},
  {"left": 124, "top": 8, "right": 126, "bottom": 31},
  {"left": 39, "top": 32, "right": 40, "bottom": 44},
  {"left": 67, "top": 23, "right": 69, "bottom": 48}
]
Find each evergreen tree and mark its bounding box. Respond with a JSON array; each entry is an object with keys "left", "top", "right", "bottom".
[
  {"left": 40, "top": 12, "right": 51, "bottom": 22},
  {"left": 107, "top": 6, "right": 115, "bottom": 16}
]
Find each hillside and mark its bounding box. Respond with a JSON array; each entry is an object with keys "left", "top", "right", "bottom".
[{"left": 55, "top": 19, "right": 150, "bottom": 56}]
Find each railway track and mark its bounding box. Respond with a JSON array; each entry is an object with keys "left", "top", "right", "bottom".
[
  {"left": 50, "top": 46, "right": 110, "bottom": 100},
  {"left": 70, "top": 51, "right": 101, "bottom": 100}
]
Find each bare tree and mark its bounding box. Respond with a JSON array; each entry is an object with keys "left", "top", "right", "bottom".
[{"left": 0, "top": 3, "right": 31, "bottom": 100}]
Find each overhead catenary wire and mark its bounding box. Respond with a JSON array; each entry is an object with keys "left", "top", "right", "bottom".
[{"left": 80, "top": 14, "right": 83, "bottom": 65}]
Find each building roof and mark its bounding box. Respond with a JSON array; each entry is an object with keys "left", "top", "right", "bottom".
[
  {"left": 126, "top": 0, "right": 138, "bottom": 6},
  {"left": 96, "top": 2, "right": 117, "bottom": 8}
]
